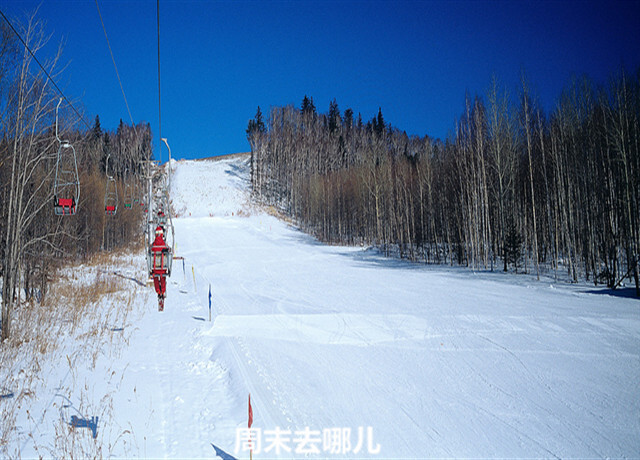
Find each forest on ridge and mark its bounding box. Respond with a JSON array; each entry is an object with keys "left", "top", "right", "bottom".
[{"left": 247, "top": 70, "right": 640, "bottom": 296}]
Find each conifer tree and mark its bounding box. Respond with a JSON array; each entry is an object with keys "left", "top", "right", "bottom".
[
  {"left": 302, "top": 95, "right": 316, "bottom": 116},
  {"left": 376, "top": 107, "right": 385, "bottom": 137},
  {"left": 328, "top": 99, "right": 341, "bottom": 134},
  {"left": 92, "top": 115, "right": 102, "bottom": 140},
  {"left": 505, "top": 217, "right": 522, "bottom": 272},
  {"left": 344, "top": 108, "right": 354, "bottom": 130}
]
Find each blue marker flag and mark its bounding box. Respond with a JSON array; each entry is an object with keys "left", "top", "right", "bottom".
[{"left": 208, "top": 284, "right": 212, "bottom": 310}]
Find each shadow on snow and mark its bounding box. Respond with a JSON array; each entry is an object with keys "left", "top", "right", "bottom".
[
  {"left": 582, "top": 286, "right": 639, "bottom": 300},
  {"left": 211, "top": 443, "right": 238, "bottom": 460}
]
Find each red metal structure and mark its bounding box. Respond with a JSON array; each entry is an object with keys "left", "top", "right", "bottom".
[
  {"left": 144, "top": 149, "right": 175, "bottom": 312},
  {"left": 150, "top": 223, "right": 170, "bottom": 310}
]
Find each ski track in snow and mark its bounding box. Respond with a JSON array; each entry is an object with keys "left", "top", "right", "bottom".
[{"left": 12, "top": 155, "right": 639, "bottom": 458}]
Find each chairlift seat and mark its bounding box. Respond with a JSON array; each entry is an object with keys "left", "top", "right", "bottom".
[
  {"left": 54, "top": 197, "right": 76, "bottom": 216},
  {"left": 149, "top": 227, "right": 173, "bottom": 277},
  {"left": 151, "top": 248, "right": 170, "bottom": 276},
  {"left": 105, "top": 205, "right": 117, "bottom": 216}
]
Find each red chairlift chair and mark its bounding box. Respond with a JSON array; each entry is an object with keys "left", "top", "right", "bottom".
[
  {"left": 150, "top": 225, "right": 171, "bottom": 311},
  {"left": 53, "top": 99, "right": 80, "bottom": 216},
  {"left": 104, "top": 154, "right": 118, "bottom": 216}
]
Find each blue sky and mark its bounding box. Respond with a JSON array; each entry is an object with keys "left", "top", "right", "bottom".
[{"left": 2, "top": 0, "right": 639, "bottom": 161}]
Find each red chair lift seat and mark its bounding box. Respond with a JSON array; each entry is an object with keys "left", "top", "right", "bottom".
[{"left": 55, "top": 197, "right": 76, "bottom": 216}]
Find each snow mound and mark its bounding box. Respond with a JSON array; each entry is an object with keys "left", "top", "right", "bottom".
[{"left": 169, "top": 155, "right": 251, "bottom": 218}]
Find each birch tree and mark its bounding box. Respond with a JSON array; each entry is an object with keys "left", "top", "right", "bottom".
[{"left": 1, "top": 15, "right": 63, "bottom": 341}]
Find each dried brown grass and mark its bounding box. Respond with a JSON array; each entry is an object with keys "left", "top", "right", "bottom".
[{"left": 0, "top": 249, "right": 148, "bottom": 457}]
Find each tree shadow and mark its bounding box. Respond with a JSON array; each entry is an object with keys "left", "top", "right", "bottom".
[
  {"left": 211, "top": 443, "right": 237, "bottom": 460},
  {"left": 225, "top": 161, "right": 250, "bottom": 184},
  {"left": 101, "top": 269, "right": 146, "bottom": 287},
  {"left": 583, "top": 287, "right": 639, "bottom": 300},
  {"left": 341, "top": 246, "right": 426, "bottom": 271},
  {"left": 282, "top": 228, "right": 328, "bottom": 248}
]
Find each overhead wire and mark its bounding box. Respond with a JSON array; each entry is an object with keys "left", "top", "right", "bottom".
[
  {"left": 156, "top": 0, "right": 163, "bottom": 164},
  {"left": 94, "top": 0, "right": 137, "bottom": 135},
  {"left": 0, "top": 8, "right": 92, "bottom": 131}
]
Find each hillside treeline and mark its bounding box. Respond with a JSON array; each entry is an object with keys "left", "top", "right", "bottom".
[
  {"left": 247, "top": 70, "right": 640, "bottom": 295},
  {"left": 0, "top": 16, "right": 151, "bottom": 340}
]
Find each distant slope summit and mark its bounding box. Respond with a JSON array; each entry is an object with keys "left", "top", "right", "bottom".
[{"left": 169, "top": 154, "right": 251, "bottom": 218}]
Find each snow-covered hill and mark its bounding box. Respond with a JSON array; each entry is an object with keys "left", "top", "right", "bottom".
[
  {"left": 6, "top": 154, "right": 640, "bottom": 458},
  {"left": 169, "top": 155, "right": 252, "bottom": 218}
]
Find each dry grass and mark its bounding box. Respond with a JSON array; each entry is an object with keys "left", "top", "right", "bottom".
[
  {"left": 262, "top": 204, "right": 297, "bottom": 226},
  {"left": 0, "top": 249, "right": 149, "bottom": 458}
]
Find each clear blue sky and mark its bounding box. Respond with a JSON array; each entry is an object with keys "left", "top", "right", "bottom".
[{"left": 2, "top": 0, "right": 639, "bottom": 161}]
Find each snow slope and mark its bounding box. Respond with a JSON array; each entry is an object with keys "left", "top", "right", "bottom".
[
  {"left": 169, "top": 155, "right": 252, "bottom": 218},
  {"left": 8, "top": 154, "right": 640, "bottom": 458},
  {"left": 159, "top": 154, "right": 639, "bottom": 458}
]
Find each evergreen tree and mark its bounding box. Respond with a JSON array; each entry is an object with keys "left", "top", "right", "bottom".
[
  {"left": 344, "top": 108, "right": 354, "bottom": 130},
  {"left": 504, "top": 217, "right": 522, "bottom": 272},
  {"left": 328, "top": 98, "right": 341, "bottom": 134},
  {"left": 302, "top": 95, "right": 316, "bottom": 116},
  {"left": 376, "top": 107, "right": 385, "bottom": 137},
  {"left": 92, "top": 115, "right": 102, "bottom": 140},
  {"left": 246, "top": 106, "right": 266, "bottom": 138}
]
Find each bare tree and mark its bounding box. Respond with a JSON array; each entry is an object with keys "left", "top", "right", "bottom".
[
  {"left": 1, "top": 14, "right": 63, "bottom": 341},
  {"left": 246, "top": 74, "right": 639, "bottom": 296},
  {"left": 520, "top": 73, "right": 540, "bottom": 280}
]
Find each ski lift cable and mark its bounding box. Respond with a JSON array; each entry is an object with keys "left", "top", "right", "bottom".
[
  {"left": 0, "top": 8, "right": 92, "bottom": 131},
  {"left": 156, "top": 0, "right": 162, "bottom": 164},
  {"left": 94, "top": 0, "right": 137, "bottom": 136}
]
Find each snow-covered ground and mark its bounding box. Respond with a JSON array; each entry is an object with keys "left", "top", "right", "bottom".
[{"left": 3, "top": 154, "right": 639, "bottom": 458}]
